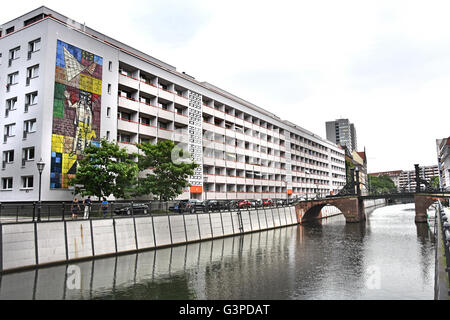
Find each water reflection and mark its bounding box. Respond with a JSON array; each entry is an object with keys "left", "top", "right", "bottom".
[{"left": 0, "top": 203, "right": 435, "bottom": 300}]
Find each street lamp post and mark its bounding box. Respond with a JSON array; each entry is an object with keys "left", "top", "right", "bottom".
[
  {"left": 203, "top": 176, "right": 208, "bottom": 202},
  {"left": 36, "top": 158, "right": 45, "bottom": 222}
]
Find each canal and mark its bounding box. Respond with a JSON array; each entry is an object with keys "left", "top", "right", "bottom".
[{"left": 0, "top": 203, "right": 435, "bottom": 300}]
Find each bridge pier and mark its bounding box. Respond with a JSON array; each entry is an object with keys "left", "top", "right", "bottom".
[{"left": 414, "top": 194, "right": 438, "bottom": 223}]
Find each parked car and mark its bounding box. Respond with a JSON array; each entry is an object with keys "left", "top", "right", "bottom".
[
  {"left": 114, "top": 203, "right": 150, "bottom": 215},
  {"left": 252, "top": 199, "right": 263, "bottom": 208},
  {"left": 225, "top": 200, "right": 239, "bottom": 210},
  {"left": 173, "top": 199, "right": 205, "bottom": 214},
  {"left": 238, "top": 199, "right": 252, "bottom": 209},
  {"left": 262, "top": 198, "right": 273, "bottom": 207},
  {"left": 204, "top": 200, "right": 225, "bottom": 212},
  {"left": 275, "top": 199, "right": 285, "bottom": 206}
]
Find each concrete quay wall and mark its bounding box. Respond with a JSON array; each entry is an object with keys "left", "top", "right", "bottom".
[{"left": 0, "top": 206, "right": 299, "bottom": 273}]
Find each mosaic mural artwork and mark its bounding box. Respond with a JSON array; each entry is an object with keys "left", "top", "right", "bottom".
[{"left": 50, "top": 40, "right": 103, "bottom": 189}]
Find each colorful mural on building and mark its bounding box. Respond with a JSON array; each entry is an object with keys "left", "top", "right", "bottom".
[{"left": 50, "top": 40, "right": 103, "bottom": 189}]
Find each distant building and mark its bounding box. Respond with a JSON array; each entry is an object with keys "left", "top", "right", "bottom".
[
  {"left": 398, "top": 165, "right": 439, "bottom": 192},
  {"left": 326, "top": 119, "right": 357, "bottom": 152},
  {"left": 370, "top": 166, "right": 439, "bottom": 192},
  {"left": 369, "top": 170, "right": 403, "bottom": 191},
  {"left": 351, "top": 150, "right": 368, "bottom": 195},
  {"left": 436, "top": 137, "right": 450, "bottom": 191}
]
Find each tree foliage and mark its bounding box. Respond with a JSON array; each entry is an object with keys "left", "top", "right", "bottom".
[
  {"left": 69, "top": 139, "right": 139, "bottom": 199},
  {"left": 134, "top": 140, "right": 199, "bottom": 201},
  {"left": 368, "top": 174, "right": 397, "bottom": 194},
  {"left": 430, "top": 176, "right": 440, "bottom": 190}
]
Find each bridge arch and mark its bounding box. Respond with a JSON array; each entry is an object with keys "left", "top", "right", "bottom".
[
  {"left": 296, "top": 197, "right": 366, "bottom": 223},
  {"left": 302, "top": 203, "right": 348, "bottom": 222}
]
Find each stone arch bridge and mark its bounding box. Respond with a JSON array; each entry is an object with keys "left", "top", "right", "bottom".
[{"left": 296, "top": 193, "right": 450, "bottom": 224}]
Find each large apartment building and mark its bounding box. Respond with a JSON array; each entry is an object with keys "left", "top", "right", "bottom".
[
  {"left": 0, "top": 7, "right": 346, "bottom": 202},
  {"left": 325, "top": 118, "right": 357, "bottom": 152},
  {"left": 371, "top": 166, "right": 439, "bottom": 192}
]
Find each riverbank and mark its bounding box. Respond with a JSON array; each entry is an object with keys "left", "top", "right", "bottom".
[{"left": 0, "top": 206, "right": 298, "bottom": 274}]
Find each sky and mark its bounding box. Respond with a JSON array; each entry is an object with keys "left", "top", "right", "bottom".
[{"left": 2, "top": 0, "right": 450, "bottom": 173}]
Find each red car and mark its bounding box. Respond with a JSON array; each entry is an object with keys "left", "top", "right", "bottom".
[
  {"left": 238, "top": 199, "right": 251, "bottom": 208},
  {"left": 262, "top": 198, "right": 273, "bottom": 206}
]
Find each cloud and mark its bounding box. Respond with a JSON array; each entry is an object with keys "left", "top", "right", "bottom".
[{"left": 128, "top": 0, "right": 212, "bottom": 48}]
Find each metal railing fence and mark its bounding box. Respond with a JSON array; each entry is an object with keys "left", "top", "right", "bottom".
[{"left": 0, "top": 198, "right": 301, "bottom": 224}]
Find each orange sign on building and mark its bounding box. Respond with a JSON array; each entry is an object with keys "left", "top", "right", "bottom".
[{"left": 190, "top": 186, "right": 203, "bottom": 193}]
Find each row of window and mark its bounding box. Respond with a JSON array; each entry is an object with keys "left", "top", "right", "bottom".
[
  {"left": 118, "top": 63, "right": 338, "bottom": 157},
  {"left": 1, "top": 175, "right": 33, "bottom": 190},
  {"left": 0, "top": 38, "right": 41, "bottom": 67},
  {"left": 4, "top": 119, "right": 36, "bottom": 141},
  {"left": 2, "top": 147, "right": 35, "bottom": 169},
  {"left": 6, "top": 64, "right": 39, "bottom": 92},
  {"left": 5, "top": 91, "right": 38, "bottom": 116}
]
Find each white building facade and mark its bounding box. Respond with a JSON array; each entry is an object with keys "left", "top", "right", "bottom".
[
  {"left": 0, "top": 7, "right": 346, "bottom": 202},
  {"left": 437, "top": 137, "right": 450, "bottom": 191}
]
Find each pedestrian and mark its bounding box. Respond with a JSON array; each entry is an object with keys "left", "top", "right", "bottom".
[
  {"left": 71, "top": 197, "right": 81, "bottom": 219},
  {"left": 101, "top": 197, "right": 109, "bottom": 218},
  {"left": 83, "top": 196, "right": 91, "bottom": 219}
]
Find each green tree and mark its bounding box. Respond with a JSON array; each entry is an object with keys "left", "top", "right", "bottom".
[
  {"left": 69, "top": 139, "right": 139, "bottom": 200},
  {"left": 135, "top": 140, "right": 199, "bottom": 201},
  {"left": 430, "top": 176, "right": 440, "bottom": 190},
  {"left": 368, "top": 174, "right": 397, "bottom": 194}
]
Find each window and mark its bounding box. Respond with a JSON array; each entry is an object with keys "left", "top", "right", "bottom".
[
  {"left": 4, "top": 123, "right": 16, "bottom": 139},
  {"left": 26, "top": 65, "right": 39, "bottom": 84},
  {"left": 119, "top": 133, "right": 131, "bottom": 143},
  {"left": 106, "top": 131, "right": 110, "bottom": 140},
  {"left": 23, "top": 119, "right": 36, "bottom": 138},
  {"left": 23, "top": 147, "right": 35, "bottom": 161},
  {"left": 118, "top": 111, "right": 131, "bottom": 121},
  {"left": 28, "top": 38, "right": 41, "bottom": 59},
  {"left": 3, "top": 150, "right": 14, "bottom": 164},
  {"left": 5, "top": 97, "right": 17, "bottom": 117},
  {"left": 24, "top": 14, "right": 47, "bottom": 27},
  {"left": 7, "top": 72, "right": 19, "bottom": 87},
  {"left": 158, "top": 102, "right": 168, "bottom": 110},
  {"left": 1, "top": 178, "right": 13, "bottom": 190},
  {"left": 108, "top": 61, "right": 112, "bottom": 72},
  {"left": 106, "top": 107, "right": 111, "bottom": 117},
  {"left": 21, "top": 176, "right": 34, "bottom": 189},
  {"left": 8, "top": 47, "right": 20, "bottom": 66},
  {"left": 25, "top": 91, "right": 38, "bottom": 112},
  {"left": 108, "top": 84, "right": 111, "bottom": 94}
]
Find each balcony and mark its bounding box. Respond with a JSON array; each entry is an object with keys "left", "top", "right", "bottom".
[
  {"left": 118, "top": 118, "right": 139, "bottom": 133},
  {"left": 118, "top": 141, "right": 138, "bottom": 153},
  {"left": 174, "top": 113, "right": 189, "bottom": 126},
  {"left": 226, "top": 176, "right": 237, "bottom": 184},
  {"left": 174, "top": 94, "right": 188, "bottom": 107},
  {"left": 202, "top": 121, "right": 215, "bottom": 133},
  {"left": 119, "top": 73, "right": 139, "bottom": 90},
  {"left": 158, "top": 88, "right": 174, "bottom": 101},
  {"left": 158, "top": 108, "right": 175, "bottom": 121},
  {"left": 139, "top": 123, "right": 157, "bottom": 137},
  {"left": 157, "top": 127, "right": 174, "bottom": 140},
  {"left": 203, "top": 157, "right": 215, "bottom": 166},
  {"left": 139, "top": 102, "right": 158, "bottom": 117},
  {"left": 140, "top": 81, "right": 158, "bottom": 96},
  {"left": 118, "top": 96, "right": 139, "bottom": 112}
]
